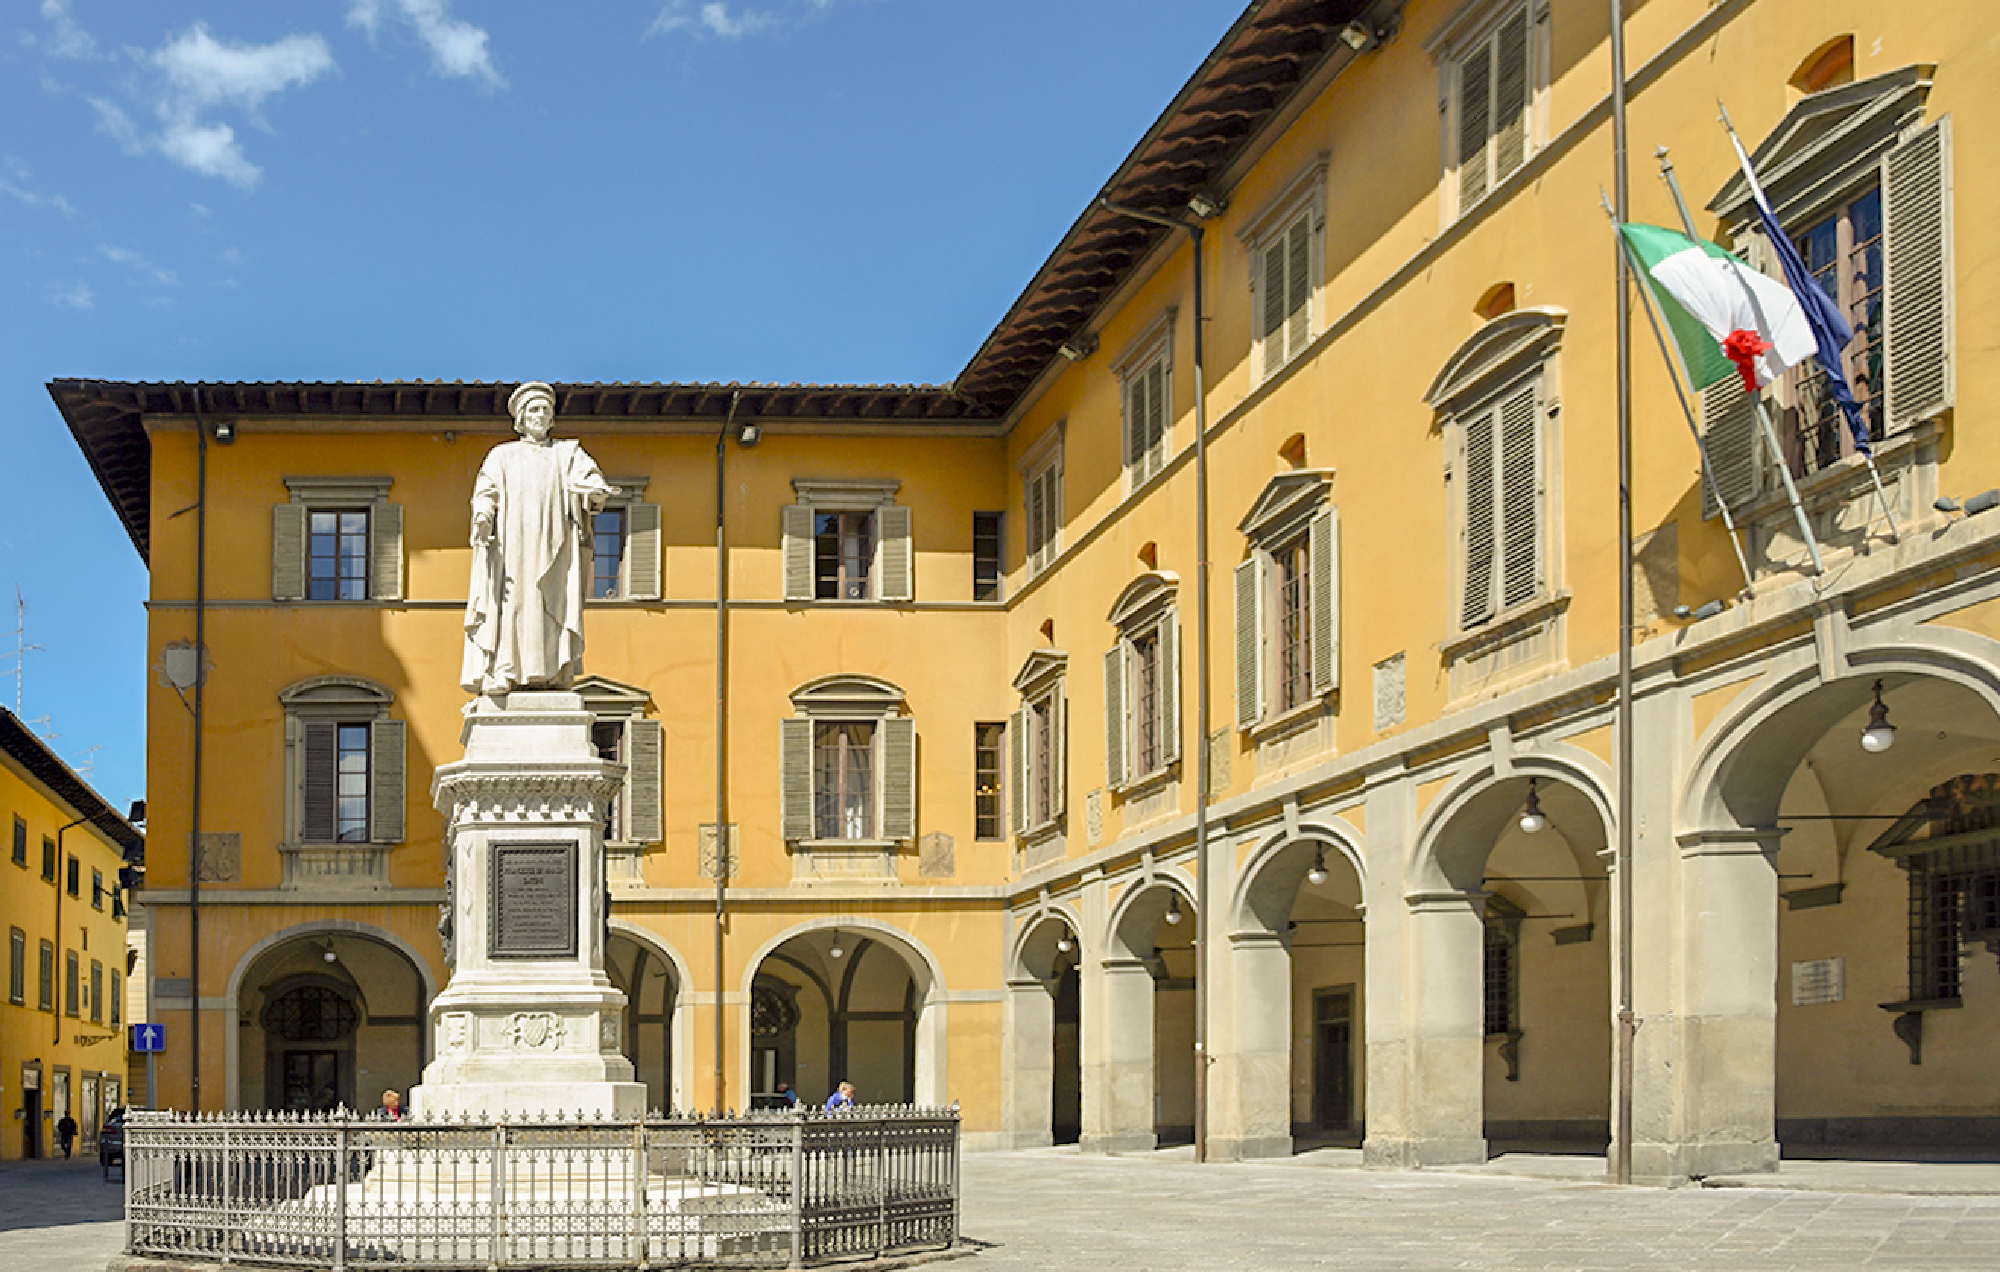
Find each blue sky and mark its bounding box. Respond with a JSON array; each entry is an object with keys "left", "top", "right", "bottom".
[{"left": 3, "top": 0, "right": 1239, "bottom": 817}]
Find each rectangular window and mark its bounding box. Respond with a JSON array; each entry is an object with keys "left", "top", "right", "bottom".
[
  {"left": 92, "top": 869, "right": 105, "bottom": 911},
  {"left": 1131, "top": 631, "right": 1161, "bottom": 776},
  {"left": 592, "top": 506, "right": 627, "bottom": 599},
  {"left": 1458, "top": 380, "right": 1543, "bottom": 630},
  {"left": 1483, "top": 922, "right": 1515, "bottom": 1036},
  {"left": 814, "top": 512, "right": 875, "bottom": 600},
  {"left": 812, "top": 722, "right": 876, "bottom": 840},
  {"left": 336, "top": 722, "right": 370, "bottom": 843},
  {"left": 307, "top": 508, "right": 371, "bottom": 601},
  {"left": 1031, "top": 697, "right": 1055, "bottom": 828},
  {"left": 66, "top": 854, "right": 79, "bottom": 898},
  {"left": 1452, "top": 4, "right": 1531, "bottom": 215},
  {"left": 38, "top": 940, "right": 53, "bottom": 1011},
  {"left": 65, "top": 949, "right": 79, "bottom": 1017},
  {"left": 592, "top": 719, "right": 625, "bottom": 841},
  {"left": 90, "top": 960, "right": 103, "bottom": 1024},
  {"left": 1256, "top": 208, "right": 1315, "bottom": 380},
  {"left": 974, "top": 722, "right": 1006, "bottom": 840},
  {"left": 1024, "top": 449, "right": 1062, "bottom": 576},
  {"left": 8, "top": 927, "right": 23, "bottom": 1005},
  {"left": 10, "top": 815, "right": 23, "bottom": 868},
  {"left": 110, "top": 970, "right": 121, "bottom": 1027},
  {"left": 972, "top": 512, "right": 1003, "bottom": 602},
  {"left": 1781, "top": 187, "right": 1884, "bottom": 477},
  {"left": 1122, "top": 352, "right": 1170, "bottom": 486},
  {"left": 1274, "top": 534, "right": 1313, "bottom": 712},
  {"left": 41, "top": 833, "right": 54, "bottom": 881}
]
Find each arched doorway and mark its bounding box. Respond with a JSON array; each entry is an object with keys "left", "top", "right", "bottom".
[
  {"left": 748, "top": 923, "right": 943, "bottom": 1109},
  {"left": 232, "top": 929, "right": 429, "bottom": 1113},
  {"left": 1086, "top": 877, "right": 1195, "bottom": 1152},
  {"left": 604, "top": 930, "right": 681, "bottom": 1112},
  {"left": 1002, "top": 910, "right": 1083, "bottom": 1146}
]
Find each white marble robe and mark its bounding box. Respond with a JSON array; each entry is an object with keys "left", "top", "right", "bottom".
[{"left": 461, "top": 437, "right": 616, "bottom": 694}]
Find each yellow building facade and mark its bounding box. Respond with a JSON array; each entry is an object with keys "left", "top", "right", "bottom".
[
  {"left": 1, "top": 708, "right": 140, "bottom": 1159},
  {"left": 54, "top": 0, "right": 2000, "bottom": 1181}
]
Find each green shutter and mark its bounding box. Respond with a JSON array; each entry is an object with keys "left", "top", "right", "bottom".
[
  {"left": 272, "top": 503, "right": 306, "bottom": 601},
  {"left": 1104, "top": 645, "right": 1127, "bottom": 789},
  {"left": 1309, "top": 507, "right": 1339, "bottom": 696},
  {"left": 1460, "top": 407, "right": 1499, "bottom": 628},
  {"left": 626, "top": 503, "right": 662, "bottom": 601},
  {"left": 878, "top": 505, "right": 913, "bottom": 602},
  {"left": 1883, "top": 117, "right": 1953, "bottom": 433},
  {"left": 1700, "top": 378, "right": 1759, "bottom": 519},
  {"left": 881, "top": 716, "right": 916, "bottom": 840},
  {"left": 780, "top": 718, "right": 813, "bottom": 840},
  {"left": 627, "top": 719, "right": 663, "bottom": 843},
  {"left": 370, "top": 720, "right": 405, "bottom": 843},
  {"left": 1234, "top": 557, "right": 1262, "bottom": 729},
  {"left": 302, "top": 721, "right": 337, "bottom": 842},
  {"left": 369, "top": 503, "right": 403, "bottom": 601},
  {"left": 782, "top": 505, "right": 815, "bottom": 602}
]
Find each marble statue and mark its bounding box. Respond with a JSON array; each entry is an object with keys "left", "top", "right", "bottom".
[{"left": 461, "top": 382, "right": 618, "bottom": 697}]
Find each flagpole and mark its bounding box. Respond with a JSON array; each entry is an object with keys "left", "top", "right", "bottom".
[
  {"left": 1609, "top": 0, "right": 1636, "bottom": 1190},
  {"left": 1656, "top": 150, "right": 1826, "bottom": 576},
  {"left": 1717, "top": 103, "right": 1903, "bottom": 544},
  {"left": 1603, "top": 190, "right": 1755, "bottom": 593}
]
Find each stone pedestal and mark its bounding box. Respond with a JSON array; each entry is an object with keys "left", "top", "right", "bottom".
[{"left": 413, "top": 690, "right": 645, "bottom": 1118}]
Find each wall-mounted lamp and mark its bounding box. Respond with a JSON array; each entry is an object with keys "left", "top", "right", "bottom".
[
  {"left": 212, "top": 420, "right": 235, "bottom": 444},
  {"left": 1338, "top": 21, "right": 1377, "bottom": 51},
  {"left": 1306, "top": 846, "right": 1329, "bottom": 887},
  {"left": 1186, "top": 191, "right": 1227, "bottom": 220},
  {"left": 735, "top": 421, "right": 761, "bottom": 447},
  {"left": 322, "top": 940, "right": 338, "bottom": 965},
  {"left": 827, "top": 930, "right": 844, "bottom": 960},
  {"left": 1935, "top": 490, "right": 2000, "bottom": 516},
  {"left": 1861, "top": 679, "right": 1896, "bottom": 753},
  {"left": 1164, "top": 894, "right": 1184, "bottom": 926},
  {"left": 1055, "top": 925, "right": 1073, "bottom": 954},
  {"left": 1518, "top": 778, "right": 1548, "bottom": 834},
  {"left": 1057, "top": 333, "right": 1099, "bottom": 362},
  {"left": 1673, "top": 600, "right": 1725, "bottom": 621}
]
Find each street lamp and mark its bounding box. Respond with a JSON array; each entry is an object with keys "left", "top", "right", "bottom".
[
  {"left": 1861, "top": 680, "right": 1896, "bottom": 753},
  {"left": 1519, "top": 778, "right": 1549, "bottom": 834}
]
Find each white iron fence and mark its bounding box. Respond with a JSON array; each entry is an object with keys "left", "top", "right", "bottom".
[{"left": 123, "top": 1106, "right": 959, "bottom": 1269}]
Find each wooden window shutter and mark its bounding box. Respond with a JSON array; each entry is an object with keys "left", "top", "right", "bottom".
[
  {"left": 878, "top": 505, "right": 913, "bottom": 601},
  {"left": 779, "top": 718, "right": 813, "bottom": 841},
  {"left": 1159, "top": 610, "right": 1181, "bottom": 765},
  {"left": 369, "top": 503, "right": 403, "bottom": 602},
  {"left": 626, "top": 503, "right": 663, "bottom": 601},
  {"left": 881, "top": 716, "right": 916, "bottom": 841},
  {"left": 1457, "top": 41, "right": 1492, "bottom": 211},
  {"left": 1147, "top": 362, "right": 1168, "bottom": 469},
  {"left": 1491, "top": 9, "right": 1530, "bottom": 186},
  {"left": 301, "top": 721, "right": 337, "bottom": 842},
  {"left": 1124, "top": 373, "right": 1147, "bottom": 472},
  {"left": 1050, "top": 683, "right": 1068, "bottom": 820},
  {"left": 1498, "top": 382, "right": 1541, "bottom": 609},
  {"left": 1010, "top": 707, "right": 1029, "bottom": 836},
  {"left": 1104, "top": 644, "right": 1127, "bottom": 789},
  {"left": 1309, "top": 507, "right": 1339, "bottom": 696},
  {"left": 1234, "top": 557, "right": 1263, "bottom": 729},
  {"left": 1883, "top": 118, "right": 1953, "bottom": 432},
  {"left": 370, "top": 720, "right": 406, "bottom": 843},
  {"left": 1024, "top": 471, "right": 1044, "bottom": 570},
  {"left": 627, "top": 719, "right": 664, "bottom": 843},
  {"left": 1460, "top": 407, "right": 1499, "bottom": 628},
  {"left": 781, "top": 505, "right": 815, "bottom": 601},
  {"left": 1699, "top": 380, "right": 1759, "bottom": 518},
  {"left": 1261, "top": 233, "right": 1288, "bottom": 378},
  {"left": 272, "top": 503, "right": 306, "bottom": 601},
  {"left": 1284, "top": 215, "right": 1312, "bottom": 363}
]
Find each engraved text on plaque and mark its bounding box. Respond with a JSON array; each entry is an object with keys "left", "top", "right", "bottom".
[{"left": 490, "top": 842, "right": 578, "bottom": 959}]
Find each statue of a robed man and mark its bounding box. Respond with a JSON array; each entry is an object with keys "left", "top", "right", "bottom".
[{"left": 460, "top": 381, "right": 618, "bottom": 697}]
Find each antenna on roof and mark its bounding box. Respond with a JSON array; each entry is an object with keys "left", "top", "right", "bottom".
[{"left": 4, "top": 586, "right": 45, "bottom": 718}]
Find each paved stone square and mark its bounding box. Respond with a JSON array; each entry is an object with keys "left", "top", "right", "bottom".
[{"left": 8, "top": 1147, "right": 2000, "bottom": 1271}]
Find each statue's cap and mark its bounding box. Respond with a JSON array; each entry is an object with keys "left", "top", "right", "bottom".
[{"left": 508, "top": 381, "right": 555, "bottom": 417}]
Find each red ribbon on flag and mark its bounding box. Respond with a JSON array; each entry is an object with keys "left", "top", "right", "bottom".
[{"left": 1722, "top": 329, "right": 1771, "bottom": 393}]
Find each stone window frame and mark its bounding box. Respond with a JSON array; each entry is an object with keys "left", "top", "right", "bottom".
[
  {"left": 1426, "top": 0, "right": 1552, "bottom": 225},
  {"left": 587, "top": 476, "right": 663, "bottom": 603},
  {"left": 1104, "top": 573, "right": 1182, "bottom": 793},
  {"left": 1699, "top": 66, "right": 1954, "bottom": 541},
  {"left": 973, "top": 721, "right": 1007, "bottom": 842},
  {"left": 972, "top": 511, "right": 1005, "bottom": 603},
  {"left": 1115, "top": 310, "right": 1176, "bottom": 492},
  {"left": 1021, "top": 424, "right": 1066, "bottom": 579},
  {"left": 575, "top": 674, "right": 663, "bottom": 851},
  {"left": 1011, "top": 650, "right": 1068, "bottom": 842},
  {"left": 1234, "top": 471, "right": 1340, "bottom": 735},
  {"left": 1238, "top": 157, "right": 1327, "bottom": 386},
  {"left": 278, "top": 675, "right": 405, "bottom": 891},
  {"left": 272, "top": 476, "right": 402, "bottom": 604},
  {"left": 779, "top": 675, "right": 916, "bottom": 861},
  {"left": 782, "top": 479, "right": 912, "bottom": 604}
]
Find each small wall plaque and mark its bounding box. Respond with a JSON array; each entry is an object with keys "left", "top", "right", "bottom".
[
  {"left": 490, "top": 842, "right": 578, "bottom": 960},
  {"left": 1790, "top": 957, "right": 1844, "bottom": 1006}
]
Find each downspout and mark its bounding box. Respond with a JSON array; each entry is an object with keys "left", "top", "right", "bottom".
[
  {"left": 1609, "top": 0, "right": 1637, "bottom": 1187},
  {"left": 1097, "top": 199, "right": 1212, "bottom": 1162},
  {"left": 714, "top": 390, "right": 741, "bottom": 1114},
  {"left": 190, "top": 391, "right": 209, "bottom": 1111}
]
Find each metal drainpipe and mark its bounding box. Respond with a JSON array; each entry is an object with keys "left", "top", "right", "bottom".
[
  {"left": 1609, "top": 0, "right": 1637, "bottom": 1187},
  {"left": 1097, "top": 199, "right": 1212, "bottom": 1162},
  {"left": 715, "top": 390, "right": 741, "bottom": 1114},
  {"left": 190, "top": 391, "right": 209, "bottom": 1112}
]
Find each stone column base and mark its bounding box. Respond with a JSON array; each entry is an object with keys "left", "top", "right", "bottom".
[
  {"left": 1362, "top": 1134, "right": 1487, "bottom": 1170},
  {"left": 1630, "top": 1137, "right": 1778, "bottom": 1185},
  {"left": 1079, "top": 1131, "right": 1156, "bottom": 1155},
  {"left": 1205, "top": 1134, "right": 1293, "bottom": 1162}
]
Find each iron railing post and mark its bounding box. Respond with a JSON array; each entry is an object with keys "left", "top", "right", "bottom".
[
  {"left": 631, "top": 1115, "right": 648, "bottom": 1269},
  {"left": 789, "top": 1114, "right": 805, "bottom": 1270},
  {"left": 490, "top": 1124, "right": 506, "bottom": 1270},
  {"left": 875, "top": 1117, "right": 888, "bottom": 1261},
  {"left": 333, "top": 1115, "right": 349, "bottom": 1272}
]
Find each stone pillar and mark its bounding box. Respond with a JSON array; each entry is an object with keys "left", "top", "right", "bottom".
[
  {"left": 1209, "top": 930, "right": 1293, "bottom": 1161},
  {"left": 414, "top": 690, "right": 646, "bottom": 1118},
  {"left": 1371, "top": 891, "right": 1487, "bottom": 1168},
  {"left": 1080, "top": 957, "right": 1157, "bottom": 1153},
  {"left": 1632, "top": 828, "right": 1781, "bottom": 1181},
  {"left": 1002, "top": 977, "right": 1055, "bottom": 1148}
]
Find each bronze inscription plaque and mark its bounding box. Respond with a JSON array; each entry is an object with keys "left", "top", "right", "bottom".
[{"left": 490, "top": 842, "right": 577, "bottom": 959}]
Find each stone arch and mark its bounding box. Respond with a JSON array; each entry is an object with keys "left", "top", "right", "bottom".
[
  {"left": 1003, "top": 903, "right": 1086, "bottom": 1148},
  {"left": 606, "top": 920, "right": 693, "bottom": 1111},
  {"left": 1408, "top": 744, "right": 1616, "bottom": 895},
  {"left": 1008, "top": 902, "right": 1085, "bottom": 983},
  {"left": 224, "top": 920, "right": 436, "bottom": 1113},
  {"left": 1103, "top": 866, "right": 1195, "bottom": 959},
  {"left": 740, "top": 917, "right": 948, "bottom": 1105},
  {"left": 1230, "top": 816, "right": 1366, "bottom": 937}
]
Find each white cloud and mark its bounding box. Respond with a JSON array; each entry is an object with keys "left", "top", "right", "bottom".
[
  {"left": 648, "top": 1, "right": 784, "bottom": 40},
  {"left": 0, "top": 159, "right": 78, "bottom": 218},
  {"left": 348, "top": 0, "right": 503, "bottom": 87},
  {"left": 100, "top": 244, "right": 178, "bottom": 287},
  {"left": 50, "top": 282, "right": 95, "bottom": 310},
  {"left": 38, "top": 0, "right": 95, "bottom": 58},
  {"left": 139, "top": 25, "right": 336, "bottom": 188},
  {"left": 89, "top": 97, "right": 143, "bottom": 153},
  {"left": 157, "top": 119, "right": 260, "bottom": 187}
]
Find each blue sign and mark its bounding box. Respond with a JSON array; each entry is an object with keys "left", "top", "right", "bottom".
[{"left": 131, "top": 1023, "right": 166, "bottom": 1053}]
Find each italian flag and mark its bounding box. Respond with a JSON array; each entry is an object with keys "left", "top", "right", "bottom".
[{"left": 1618, "top": 222, "right": 1816, "bottom": 393}]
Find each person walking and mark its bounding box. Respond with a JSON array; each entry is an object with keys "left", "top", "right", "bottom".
[{"left": 56, "top": 1113, "right": 78, "bottom": 1158}]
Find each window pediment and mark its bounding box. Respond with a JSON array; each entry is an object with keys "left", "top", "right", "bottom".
[
  {"left": 282, "top": 476, "right": 393, "bottom": 505},
  {"left": 1237, "top": 470, "right": 1334, "bottom": 543},
  {"left": 1012, "top": 650, "right": 1068, "bottom": 696},
  {"left": 791, "top": 478, "right": 901, "bottom": 510},
  {"left": 279, "top": 675, "right": 394, "bottom": 711},
  {"left": 790, "top": 674, "right": 906, "bottom": 717},
  {"left": 574, "top": 674, "right": 652, "bottom": 714},
  {"left": 1425, "top": 307, "right": 1565, "bottom": 414},
  {"left": 1107, "top": 572, "right": 1180, "bottom": 628},
  {"left": 1707, "top": 64, "right": 1933, "bottom": 228}
]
